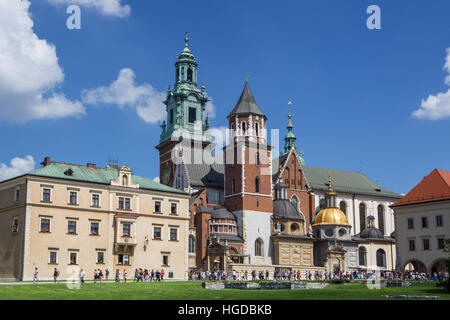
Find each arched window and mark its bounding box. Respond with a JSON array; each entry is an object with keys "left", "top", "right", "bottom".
[
  {"left": 359, "top": 247, "right": 367, "bottom": 266},
  {"left": 255, "top": 122, "right": 259, "bottom": 136},
  {"left": 285, "top": 168, "right": 290, "bottom": 188},
  {"left": 255, "top": 238, "right": 264, "bottom": 256},
  {"left": 188, "top": 235, "right": 195, "bottom": 253},
  {"left": 291, "top": 195, "right": 299, "bottom": 212},
  {"left": 376, "top": 249, "right": 386, "bottom": 268},
  {"left": 255, "top": 152, "right": 260, "bottom": 166},
  {"left": 255, "top": 176, "right": 260, "bottom": 193},
  {"left": 339, "top": 201, "right": 347, "bottom": 215},
  {"left": 378, "top": 205, "right": 385, "bottom": 235},
  {"left": 359, "top": 203, "right": 366, "bottom": 231},
  {"left": 122, "top": 175, "right": 128, "bottom": 186},
  {"left": 242, "top": 122, "right": 246, "bottom": 134},
  {"left": 187, "top": 68, "right": 193, "bottom": 82}
]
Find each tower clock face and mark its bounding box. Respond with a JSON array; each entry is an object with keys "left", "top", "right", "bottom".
[{"left": 161, "top": 165, "right": 172, "bottom": 185}]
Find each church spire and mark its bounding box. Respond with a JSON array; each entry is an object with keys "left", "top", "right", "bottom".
[{"left": 282, "top": 105, "right": 305, "bottom": 166}]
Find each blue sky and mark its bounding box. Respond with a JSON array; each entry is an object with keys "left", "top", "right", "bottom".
[{"left": 1, "top": 0, "right": 450, "bottom": 194}]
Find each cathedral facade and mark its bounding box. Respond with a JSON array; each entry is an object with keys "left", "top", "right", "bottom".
[{"left": 157, "top": 35, "right": 401, "bottom": 274}]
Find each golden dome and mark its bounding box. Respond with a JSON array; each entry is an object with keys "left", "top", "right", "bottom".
[{"left": 312, "top": 207, "right": 350, "bottom": 227}]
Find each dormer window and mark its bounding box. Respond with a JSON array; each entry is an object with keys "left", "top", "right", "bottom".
[
  {"left": 122, "top": 175, "right": 128, "bottom": 186},
  {"left": 64, "top": 169, "right": 73, "bottom": 176}
]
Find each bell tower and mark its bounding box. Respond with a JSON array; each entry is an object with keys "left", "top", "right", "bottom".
[
  {"left": 156, "top": 33, "right": 212, "bottom": 186},
  {"left": 224, "top": 81, "right": 273, "bottom": 265}
]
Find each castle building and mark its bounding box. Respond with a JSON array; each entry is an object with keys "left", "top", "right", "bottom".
[
  {"left": 158, "top": 35, "right": 401, "bottom": 274},
  {"left": 391, "top": 168, "right": 450, "bottom": 274},
  {"left": 0, "top": 158, "right": 190, "bottom": 281}
]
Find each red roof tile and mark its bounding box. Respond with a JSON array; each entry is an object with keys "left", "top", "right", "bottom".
[{"left": 391, "top": 169, "right": 450, "bottom": 207}]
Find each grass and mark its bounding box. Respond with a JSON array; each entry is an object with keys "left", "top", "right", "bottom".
[{"left": 0, "top": 281, "right": 448, "bottom": 300}]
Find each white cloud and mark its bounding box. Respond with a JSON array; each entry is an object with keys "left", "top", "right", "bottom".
[
  {"left": 82, "top": 68, "right": 166, "bottom": 124},
  {"left": 153, "top": 176, "right": 160, "bottom": 183},
  {"left": 413, "top": 48, "right": 450, "bottom": 120},
  {"left": 445, "top": 48, "right": 450, "bottom": 86},
  {"left": 0, "top": 156, "right": 35, "bottom": 182},
  {"left": 412, "top": 89, "right": 450, "bottom": 120},
  {"left": 47, "top": 0, "right": 130, "bottom": 18},
  {"left": 0, "top": 0, "right": 85, "bottom": 122}
]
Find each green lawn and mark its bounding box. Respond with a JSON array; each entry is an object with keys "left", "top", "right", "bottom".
[{"left": 0, "top": 281, "right": 448, "bottom": 300}]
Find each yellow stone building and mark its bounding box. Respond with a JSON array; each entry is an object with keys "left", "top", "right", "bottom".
[{"left": 0, "top": 157, "right": 190, "bottom": 281}]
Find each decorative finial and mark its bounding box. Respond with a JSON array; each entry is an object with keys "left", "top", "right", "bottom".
[
  {"left": 245, "top": 74, "right": 250, "bottom": 82},
  {"left": 184, "top": 31, "right": 189, "bottom": 47},
  {"left": 328, "top": 170, "right": 333, "bottom": 191}
]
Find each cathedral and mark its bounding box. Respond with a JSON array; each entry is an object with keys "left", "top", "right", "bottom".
[{"left": 156, "top": 34, "right": 402, "bottom": 274}]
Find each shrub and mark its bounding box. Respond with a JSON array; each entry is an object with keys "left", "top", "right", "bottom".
[{"left": 329, "top": 278, "right": 350, "bottom": 284}]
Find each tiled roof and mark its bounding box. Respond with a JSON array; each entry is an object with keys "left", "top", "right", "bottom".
[
  {"left": 391, "top": 168, "right": 450, "bottom": 207},
  {"left": 184, "top": 163, "right": 224, "bottom": 188},
  {"left": 272, "top": 155, "right": 401, "bottom": 199},
  {"left": 227, "top": 81, "right": 266, "bottom": 118},
  {"left": 27, "top": 162, "right": 187, "bottom": 195},
  {"left": 303, "top": 166, "right": 402, "bottom": 199}
]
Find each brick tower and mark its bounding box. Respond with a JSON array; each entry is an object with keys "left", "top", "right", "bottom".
[
  {"left": 155, "top": 33, "right": 211, "bottom": 188},
  {"left": 224, "top": 81, "right": 273, "bottom": 265}
]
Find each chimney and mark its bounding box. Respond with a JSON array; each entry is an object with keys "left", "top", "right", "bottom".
[
  {"left": 41, "top": 157, "right": 51, "bottom": 167},
  {"left": 87, "top": 163, "right": 96, "bottom": 168}
]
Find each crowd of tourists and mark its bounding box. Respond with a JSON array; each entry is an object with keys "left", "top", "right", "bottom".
[{"left": 187, "top": 268, "right": 449, "bottom": 282}]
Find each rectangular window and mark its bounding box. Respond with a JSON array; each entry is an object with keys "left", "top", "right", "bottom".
[
  {"left": 69, "top": 191, "right": 77, "bottom": 205},
  {"left": 162, "top": 255, "right": 169, "bottom": 266},
  {"left": 122, "top": 223, "right": 131, "bottom": 237},
  {"left": 409, "top": 240, "right": 415, "bottom": 251},
  {"left": 67, "top": 221, "right": 77, "bottom": 234},
  {"left": 188, "top": 107, "right": 196, "bottom": 123},
  {"left": 170, "top": 203, "right": 177, "bottom": 215},
  {"left": 407, "top": 218, "right": 414, "bottom": 229},
  {"left": 90, "top": 222, "right": 99, "bottom": 235},
  {"left": 15, "top": 189, "right": 20, "bottom": 202},
  {"left": 155, "top": 201, "right": 161, "bottom": 213},
  {"left": 422, "top": 217, "right": 428, "bottom": 228},
  {"left": 97, "top": 252, "right": 104, "bottom": 264},
  {"left": 438, "top": 238, "right": 445, "bottom": 249},
  {"left": 436, "top": 215, "right": 443, "bottom": 227},
  {"left": 169, "top": 109, "right": 174, "bottom": 125},
  {"left": 12, "top": 218, "right": 19, "bottom": 233},
  {"left": 49, "top": 251, "right": 57, "bottom": 264},
  {"left": 118, "top": 197, "right": 131, "bottom": 210},
  {"left": 42, "top": 188, "right": 51, "bottom": 202},
  {"left": 153, "top": 227, "right": 161, "bottom": 240},
  {"left": 170, "top": 228, "right": 178, "bottom": 241},
  {"left": 69, "top": 252, "right": 77, "bottom": 265},
  {"left": 118, "top": 254, "right": 129, "bottom": 265},
  {"left": 92, "top": 194, "right": 100, "bottom": 207},
  {"left": 423, "top": 239, "right": 430, "bottom": 250},
  {"left": 40, "top": 218, "right": 50, "bottom": 232}
]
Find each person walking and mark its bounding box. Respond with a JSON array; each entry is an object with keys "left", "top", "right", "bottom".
[
  {"left": 160, "top": 269, "right": 164, "bottom": 281},
  {"left": 105, "top": 269, "right": 110, "bottom": 281},
  {"left": 33, "top": 267, "right": 39, "bottom": 284},
  {"left": 53, "top": 268, "right": 59, "bottom": 284},
  {"left": 80, "top": 269, "right": 85, "bottom": 283},
  {"left": 115, "top": 269, "right": 120, "bottom": 283},
  {"left": 123, "top": 269, "right": 128, "bottom": 283},
  {"left": 151, "top": 269, "right": 155, "bottom": 282}
]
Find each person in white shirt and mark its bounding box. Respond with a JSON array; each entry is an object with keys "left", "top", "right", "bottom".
[
  {"left": 79, "top": 269, "right": 85, "bottom": 283},
  {"left": 33, "top": 267, "right": 39, "bottom": 284}
]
